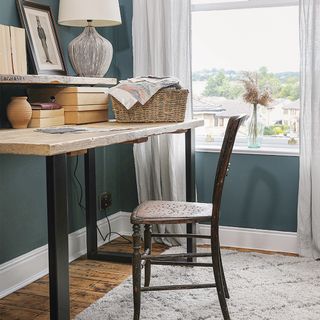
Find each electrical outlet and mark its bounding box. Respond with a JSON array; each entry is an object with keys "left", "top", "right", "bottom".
[{"left": 99, "top": 192, "right": 112, "bottom": 210}]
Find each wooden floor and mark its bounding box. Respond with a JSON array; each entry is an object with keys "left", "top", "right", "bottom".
[
  {"left": 0, "top": 238, "right": 167, "bottom": 320},
  {"left": 0, "top": 239, "right": 297, "bottom": 320}
]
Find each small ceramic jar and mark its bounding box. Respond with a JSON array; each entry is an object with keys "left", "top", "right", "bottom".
[{"left": 6, "top": 96, "right": 32, "bottom": 129}]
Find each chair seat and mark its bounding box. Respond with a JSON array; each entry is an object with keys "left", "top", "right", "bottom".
[{"left": 131, "top": 200, "right": 213, "bottom": 224}]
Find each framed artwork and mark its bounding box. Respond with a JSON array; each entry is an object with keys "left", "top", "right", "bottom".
[{"left": 16, "top": 0, "right": 67, "bottom": 75}]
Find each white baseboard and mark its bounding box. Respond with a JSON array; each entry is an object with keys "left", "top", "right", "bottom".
[
  {"left": 0, "top": 211, "right": 131, "bottom": 299},
  {"left": 199, "top": 224, "right": 298, "bottom": 254},
  {"left": 117, "top": 214, "right": 297, "bottom": 254},
  {"left": 0, "top": 210, "right": 297, "bottom": 299}
]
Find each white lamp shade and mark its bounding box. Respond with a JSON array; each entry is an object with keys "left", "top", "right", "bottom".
[{"left": 58, "top": 0, "right": 122, "bottom": 27}]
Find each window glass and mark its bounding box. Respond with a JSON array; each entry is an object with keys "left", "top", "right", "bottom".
[{"left": 192, "top": 5, "right": 299, "bottom": 149}]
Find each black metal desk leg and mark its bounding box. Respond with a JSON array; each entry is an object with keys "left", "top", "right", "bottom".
[
  {"left": 185, "top": 129, "right": 197, "bottom": 258},
  {"left": 84, "top": 149, "right": 98, "bottom": 259},
  {"left": 46, "top": 155, "right": 70, "bottom": 320}
]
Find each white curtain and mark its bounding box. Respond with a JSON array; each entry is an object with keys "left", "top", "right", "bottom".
[
  {"left": 132, "top": 0, "right": 192, "bottom": 246},
  {"left": 298, "top": 0, "right": 320, "bottom": 259}
]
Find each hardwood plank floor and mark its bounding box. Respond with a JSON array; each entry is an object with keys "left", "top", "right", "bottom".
[
  {"left": 0, "top": 239, "right": 297, "bottom": 320},
  {"left": 0, "top": 238, "right": 167, "bottom": 320}
]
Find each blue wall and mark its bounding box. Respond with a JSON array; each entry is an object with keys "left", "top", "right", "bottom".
[
  {"left": 0, "top": 0, "right": 299, "bottom": 265},
  {"left": 196, "top": 152, "right": 298, "bottom": 232},
  {"left": 0, "top": 0, "right": 136, "bottom": 264}
]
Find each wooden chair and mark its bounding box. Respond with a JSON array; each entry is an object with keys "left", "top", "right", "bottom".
[{"left": 131, "top": 115, "right": 247, "bottom": 320}]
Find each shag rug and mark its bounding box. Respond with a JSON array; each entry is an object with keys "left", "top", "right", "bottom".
[{"left": 76, "top": 247, "right": 320, "bottom": 320}]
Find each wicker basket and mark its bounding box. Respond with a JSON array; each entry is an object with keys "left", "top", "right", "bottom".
[{"left": 111, "top": 88, "right": 188, "bottom": 123}]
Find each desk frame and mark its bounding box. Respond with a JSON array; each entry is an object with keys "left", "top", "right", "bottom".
[
  {"left": 0, "top": 76, "right": 201, "bottom": 320},
  {"left": 46, "top": 155, "right": 70, "bottom": 319},
  {"left": 45, "top": 127, "right": 196, "bottom": 319}
]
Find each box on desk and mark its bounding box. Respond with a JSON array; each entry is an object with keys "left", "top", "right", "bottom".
[
  {"left": 28, "top": 108, "right": 65, "bottom": 128},
  {"left": 28, "top": 87, "right": 109, "bottom": 125},
  {"left": 64, "top": 105, "right": 108, "bottom": 124},
  {"left": 28, "top": 87, "right": 109, "bottom": 106}
]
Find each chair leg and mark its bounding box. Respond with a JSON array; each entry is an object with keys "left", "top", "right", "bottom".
[
  {"left": 212, "top": 244, "right": 230, "bottom": 320},
  {"left": 219, "top": 247, "right": 230, "bottom": 299},
  {"left": 132, "top": 224, "right": 141, "bottom": 320},
  {"left": 144, "top": 224, "right": 152, "bottom": 287}
]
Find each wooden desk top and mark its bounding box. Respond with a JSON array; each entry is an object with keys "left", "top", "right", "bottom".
[
  {"left": 0, "top": 120, "right": 203, "bottom": 156},
  {"left": 0, "top": 74, "right": 117, "bottom": 86}
]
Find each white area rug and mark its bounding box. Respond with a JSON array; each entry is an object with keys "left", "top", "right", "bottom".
[{"left": 76, "top": 247, "right": 320, "bottom": 320}]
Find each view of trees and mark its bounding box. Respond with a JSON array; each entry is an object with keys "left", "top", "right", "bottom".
[
  {"left": 264, "top": 124, "right": 290, "bottom": 136},
  {"left": 193, "top": 67, "right": 299, "bottom": 101}
]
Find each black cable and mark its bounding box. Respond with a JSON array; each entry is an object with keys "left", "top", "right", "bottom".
[
  {"left": 102, "top": 210, "right": 132, "bottom": 245},
  {"left": 73, "top": 155, "right": 132, "bottom": 245},
  {"left": 73, "top": 156, "right": 86, "bottom": 211}
]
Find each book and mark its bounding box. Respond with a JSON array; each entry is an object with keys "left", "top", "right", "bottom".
[
  {"left": 28, "top": 87, "right": 109, "bottom": 106},
  {"left": 64, "top": 110, "right": 108, "bottom": 124},
  {"left": 62, "top": 104, "right": 107, "bottom": 112},
  {"left": 10, "top": 26, "right": 27, "bottom": 75},
  {"left": 0, "top": 24, "right": 13, "bottom": 74},
  {"left": 28, "top": 116, "right": 65, "bottom": 128},
  {"left": 32, "top": 108, "right": 64, "bottom": 119},
  {"left": 31, "top": 102, "right": 62, "bottom": 110}
]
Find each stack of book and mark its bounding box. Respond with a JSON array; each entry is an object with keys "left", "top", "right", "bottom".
[
  {"left": 0, "top": 24, "right": 27, "bottom": 75},
  {"left": 28, "top": 87, "right": 108, "bottom": 125},
  {"left": 29, "top": 103, "right": 64, "bottom": 128}
]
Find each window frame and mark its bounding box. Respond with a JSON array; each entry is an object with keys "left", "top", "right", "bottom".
[
  {"left": 191, "top": 0, "right": 300, "bottom": 156},
  {"left": 192, "top": 0, "right": 299, "bottom": 12}
]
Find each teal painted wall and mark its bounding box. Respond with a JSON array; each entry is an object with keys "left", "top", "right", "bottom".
[
  {"left": 0, "top": 0, "right": 137, "bottom": 264},
  {"left": 196, "top": 152, "right": 299, "bottom": 232},
  {"left": 0, "top": 0, "right": 299, "bottom": 265}
]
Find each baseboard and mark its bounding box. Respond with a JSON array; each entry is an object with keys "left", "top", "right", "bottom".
[
  {"left": 199, "top": 224, "right": 298, "bottom": 254},
  {"left": 0, "top": 211, "right": 298, "bottom": 298},
  {"left": 101, "top": 212, "right": 297, "bottom": 254},
  {"left": 0, "top": 211, "right": 131, "bottom": 299}
]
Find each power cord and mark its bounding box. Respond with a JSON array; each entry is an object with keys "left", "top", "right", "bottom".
[{"left": 73, "top": 155, "right": 132, "bottom": 245}]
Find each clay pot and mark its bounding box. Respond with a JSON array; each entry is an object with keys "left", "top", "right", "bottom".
[{"left": 7, "top": 96, "right": 32, "bottom": 129}]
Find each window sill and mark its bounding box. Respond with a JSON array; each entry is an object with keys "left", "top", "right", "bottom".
[{"left": 196, "top": 144, "right": 299, "bottom": 157}]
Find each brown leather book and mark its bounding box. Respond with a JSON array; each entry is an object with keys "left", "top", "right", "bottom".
[{"left": 30, "top": 102, "right": 62, "bottom": 110}]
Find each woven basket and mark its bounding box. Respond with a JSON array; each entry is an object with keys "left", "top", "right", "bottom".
[{"left": 111, "top": 88, "right": 188, "bottom": 123}]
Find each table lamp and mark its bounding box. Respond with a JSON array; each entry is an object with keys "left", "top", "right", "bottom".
[{"left": 58, "top": 0, "right": 122, "bottom": 77}]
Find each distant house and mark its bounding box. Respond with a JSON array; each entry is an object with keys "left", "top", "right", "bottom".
[
  {"left": 192, "top": 97, "right": 251, "bottom": 140},
  {"left": 193, "top": 97, "right": 300, "bottom": 141},
  {"left": 193, "top": 97, "right": 251, "bottom": 122},
  {"left": 282, "top": 99, "right": 300, "bottom": 133}
]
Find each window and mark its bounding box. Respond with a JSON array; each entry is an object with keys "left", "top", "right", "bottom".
[{"left": 191, "top": 0, "right": 299, "bottom": 153}]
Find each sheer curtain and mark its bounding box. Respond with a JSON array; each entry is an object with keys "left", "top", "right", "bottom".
[
  {"left": 298, "top": 0, "right": 320, "bottom": 258},
  {"left": 132, "top": 0, "right": 191, "bottom": 246}
]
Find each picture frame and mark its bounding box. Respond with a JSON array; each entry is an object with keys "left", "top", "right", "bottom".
[{"left": 16, "top": 0, "right": 67, "bottom": 75}]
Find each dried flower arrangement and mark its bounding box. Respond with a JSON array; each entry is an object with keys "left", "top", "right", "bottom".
[
  {"left": 241, "top": 72, "right": 273, "bottom": 148},
  {"left": 241, "top": 72, "right": 273, "bottom": 106}
]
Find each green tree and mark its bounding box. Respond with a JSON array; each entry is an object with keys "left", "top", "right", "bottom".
[
  {"left": 264, "top": 124, "right": 290, "bottom": 136},
  {"left": 278, "top": 77, "right": 299, "bottom": 101},
  {"left": 199, "top": 67, "right": 299, "bottom": 101},
  {"left": 203, "top": 71, "right": 243, "bottom": 99},
  {"left": 257, "top": 67, "right": 282, "bottom": 97}
]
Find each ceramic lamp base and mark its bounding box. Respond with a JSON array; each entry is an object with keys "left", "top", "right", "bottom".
[{"left": 68, "top": 25, "right": 113, "bottom": 77}]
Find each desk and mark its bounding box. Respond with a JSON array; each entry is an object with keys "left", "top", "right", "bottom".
[{"left": 0, "top": 120, "right": 203, "bottom": 319}]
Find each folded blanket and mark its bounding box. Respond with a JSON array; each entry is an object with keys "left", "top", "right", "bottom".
[{"left": 109, "top": 76, "right": 181, "bottom": 110}]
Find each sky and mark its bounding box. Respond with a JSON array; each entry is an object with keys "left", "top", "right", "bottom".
[{"left": 192, "top": 6, "right": 299, "bottom": 73}]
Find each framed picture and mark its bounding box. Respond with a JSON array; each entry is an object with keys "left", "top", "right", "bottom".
[{"left": 16, "top": 0, "right": 67, "bottom": 75}]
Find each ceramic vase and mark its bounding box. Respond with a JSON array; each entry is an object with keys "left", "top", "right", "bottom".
[
  {"left": 247, "top": 104, "right": 265, "bottom": 148},
  {"left": 7, "top": 96, "right": 32, "bottom": 129}
]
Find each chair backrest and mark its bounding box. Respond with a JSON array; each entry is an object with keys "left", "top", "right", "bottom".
[{"left": 210, "top": 115, "right": 247, "bottom": 238}]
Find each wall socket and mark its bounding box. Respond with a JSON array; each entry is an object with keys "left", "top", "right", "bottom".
[{"left": 99, "top": 192, "right": 112, "bottom": 210}]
